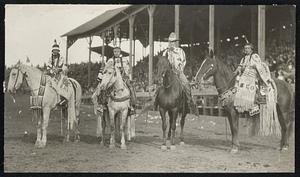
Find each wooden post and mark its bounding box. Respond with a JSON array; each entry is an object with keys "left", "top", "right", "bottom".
[
  {"left": 88, "top": 36, "right": 92, "bottom": 87},
  {"left": 258, "top": 5, "right": 266, "bottom": 61},
  {"left": 129, "top": 15, "right": 136, "bottom": 80},
  {"left": 203, "top": 96, "right": 207, "bottom": 115},
  {"left": 209, "top": 5, "right": 215, "bottom": 52},
  {"left": 101, "top": 33, "right": 105, "bottom": 63},
  {"left": 147, "top": 5, "right": 156, "bottom": 87},
  {"left": 113, "top": 25, "right": 120, "bottom": 47},
  {"left": 133, "top": 38, "right": 136, "bottom": 67},
  {"left": 65, "top": 38, "right": 69, "bottom": 65},
  {"left": 251, "top": 6, "right": 257, "bottom": 46},
  {"left": 175, "top": 5, "right": 180, "bottom": 47}
]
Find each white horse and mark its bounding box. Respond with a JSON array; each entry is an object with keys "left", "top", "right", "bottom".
[
  {"left": 7, "top": 62, "right": 82, "bottom": 148},
  {"left": 98, "top": 64, "right": 135, "bottom": 149}
]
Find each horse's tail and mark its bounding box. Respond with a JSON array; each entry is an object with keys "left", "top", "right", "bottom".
[{"left": 68, "top": 78, "right": 82, "bottom": 117}]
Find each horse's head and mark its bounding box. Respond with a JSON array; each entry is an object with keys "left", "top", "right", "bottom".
[
  {"left": 156, "top": 55, "right": 172, "bottom": 83},
  {"left": 99, "top": 63, "right": 118, "bottom": 90},
  {"left": 194, "top": 50, "right": 217, "bottom": 83},
  {"left": 7, "top": 61, "right": 26, "bottom": 94}
]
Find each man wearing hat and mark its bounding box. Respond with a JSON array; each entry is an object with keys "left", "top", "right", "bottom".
[
  {"left": 105, "top": 46, "right": 137, "bottom": 114},
  {"left": 161, "top": 32, "right": 198, "bottom": 115}
]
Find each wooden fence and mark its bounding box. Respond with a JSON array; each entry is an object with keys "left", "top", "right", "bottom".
[{"left": 81, "top": 87, "right": 229, "bottom": 117}]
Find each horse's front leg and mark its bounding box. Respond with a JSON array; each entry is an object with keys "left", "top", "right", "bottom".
[
  {"left": 180, "top": 111, "right": 187, "bottom": 146},
  {"left": 62, "top": 107, "right": 70, "bottom": 143},
  {"left": 159, "top": 107, "right": 167, "bottom": 150},
  {"left": 226, "top": 106, "right": 240, "bottom": 153},
  {"left": 40, "top": 107, "right": 51, "bottom": 148},
  {"left": 170, "top": 108, "right": 178, "bottom": 150},
  {"left": 35, "top": 110, "right": 42, "bottom": 148},
  {"left": 120, "top": 109, "right": 128, "bottom": 149},
  {"left": 108, "top": 109, "right": 116, "bottom": 149}
]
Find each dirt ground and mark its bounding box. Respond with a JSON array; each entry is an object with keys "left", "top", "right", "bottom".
[{"left": 4, "top": 93, "right": 294, "bottom": 172}]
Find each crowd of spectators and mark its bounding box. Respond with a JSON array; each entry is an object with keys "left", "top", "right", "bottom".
[
  {"left": 131, "top": 35, "right": 295, "bottom": 91},
  {"left": 5, "top": 32, "right": 295, "bottom": 95}
]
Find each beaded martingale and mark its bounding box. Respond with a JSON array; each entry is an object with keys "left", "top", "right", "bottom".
[{"left": 30, "top": 73, "right": 46, "bottom": 109}]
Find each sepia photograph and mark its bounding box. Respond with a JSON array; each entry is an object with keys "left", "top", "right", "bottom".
[{"left": 4, "top": 4, "right": 295, "bottom": 172}]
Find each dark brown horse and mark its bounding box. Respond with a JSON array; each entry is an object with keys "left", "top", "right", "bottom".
[
  {"left": 155, "top": 56, "right": 189, "bottom": 150},
  {"left": 194, "top": 51, "right": 294, "bottom": 153}
]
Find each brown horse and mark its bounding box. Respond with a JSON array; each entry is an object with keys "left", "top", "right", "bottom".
[
  {"left": 194, "top": 51, "right": 294, "bottom": 153},
  {"left": 155, "top": 56, "right": 189, "bottom": 150}
]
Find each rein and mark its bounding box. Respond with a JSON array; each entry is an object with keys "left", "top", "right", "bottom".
[
  {"left": 193, "top": 59, "right": 237, "bottom": 95},
  {"left": 12, "top": 67, "right": 20, "bottom": 91},
  {"left": 105, "top": 67, "right": 130, "bottom": 102},
  {"left": 13, "top": 66, "right": 42, "bottom": 95}
]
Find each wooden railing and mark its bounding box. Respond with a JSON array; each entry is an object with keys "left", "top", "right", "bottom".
[{"left": 81, "top": 87, "right": 230, "bottom": 117}]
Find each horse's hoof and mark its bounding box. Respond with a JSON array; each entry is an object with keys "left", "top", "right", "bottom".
[
  {"left": 35, "top": 141, "right": 41, "bottom": 148},
  {"left": 36, "top": 141, "right": 46, "bottom": 148},
  {"left": 170, "top": 145, "right": 176, "bottom": 150},
  {"left": 180, "top": 141, "right": 185, "bottom": 146},
  {"left": 281, "top": 146, "right": 289, "bottom": 152},
  {"left": 99, "top": 141, "right": 105, "bottom": 147},
  {"left": 230, "top": 148, "right": 239, "bottom": 154},
  {"left": 121, "top": 144, "right": 127, "bottom": 150},
  {"left": 109, "top": 144, "right": 115, "bottom": 149},
  {"left": 63, "top": 139, "right": 69, "bottom": 143},
  {"left": 166, "top": 140, "right": 171, "bottom": 146},
  {"left": 161, "top": 145, "right": 167, "bottom": 150}
]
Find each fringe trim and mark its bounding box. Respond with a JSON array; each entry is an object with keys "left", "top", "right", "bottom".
[{"left": 259, "top": 86, "right": 281, "bottom": 136}]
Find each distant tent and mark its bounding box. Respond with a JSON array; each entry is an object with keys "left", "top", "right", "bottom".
[{"left": 90, "top": 45, "right": 129, "bottom": 58}]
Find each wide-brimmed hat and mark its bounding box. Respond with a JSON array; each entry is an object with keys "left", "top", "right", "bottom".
[
  {"left": 165, "top": 32, "right": 179, "bottom": 42},
  {"left": 52, "top": 39, "right": 60, "bottom": 52},
  {"left": 113, "top": 46, "right": 121, "bottom": 51}
]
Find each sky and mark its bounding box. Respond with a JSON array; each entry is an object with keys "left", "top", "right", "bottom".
[{"left": 5, "top": 5, "right": 168, "bottom": 67}]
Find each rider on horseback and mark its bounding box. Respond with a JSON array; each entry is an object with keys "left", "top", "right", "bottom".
[
  {"left": 233, "top": 43, "right": 276, "bottom": 114},
  {"left": 105, "top": 46, "right": 137, "bottom": 114},
  {"left": 46, "top": 39, "right": 68, "bottom": 105},
  {"left": 159, "top": 32, "right": 199, "bottom": 115}
]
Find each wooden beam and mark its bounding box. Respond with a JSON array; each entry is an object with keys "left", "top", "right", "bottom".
[
  {"left": 147, "top": 5, "right": 156, "bottom": 87},
  {"left": 101, "top": 33, "right": 105, "bottom": 63},
  {"left": 94, "top": 6, "right": 147, "bottom": 37},
  {"left": 129, "top": 15, "right": 136, "bottom": 80},
  {"left": 113, "top": 24, "right": 120, "bottom": 46},
  {"left": 65, "top": 39, "right": 69, "bottom": 65},
  {"left": 133, "top": 38, "right": 135, "bottom": 67},
  {"left": 251, "top": 6, "right": 257, "bottom": 46},
  {"left": 175, "top": 5, "right": 180, "bottom": 47},
  {"left": 209, "top": 5, "right": 215, "bottom": 52},
  {"left": 88, "top": 36, "right": 92, "bottom": 87},
  {"left": 258, "top": 5, "right": 265, "bottom": 61}
]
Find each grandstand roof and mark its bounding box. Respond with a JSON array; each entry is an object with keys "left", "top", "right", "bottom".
[{"left": 62, "top": 5, "right": 295, "bottom": 47}]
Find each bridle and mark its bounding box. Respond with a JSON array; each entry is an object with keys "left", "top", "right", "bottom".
[
  {"left": 12, "top": 66, "right": 21, "bottom": 92},
  {"left": 194, "top": 59, "right": 236, "bottom": 94},
  {"left": 11, "top": 65, "right": 40, "bottom": 93},
  {"left": 194, "top": 58, "right": 214, "bottom": 84},
  {"left": 103, "top": 67, "right": 125, "bottom": 93}
]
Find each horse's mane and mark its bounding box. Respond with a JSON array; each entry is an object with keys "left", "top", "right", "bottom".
[
  {"left": 214, "top": 57, "right": 234, "bottom": 83},
  {"left": 20, "top": 63, "right": 42, "bottom": 74}
]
